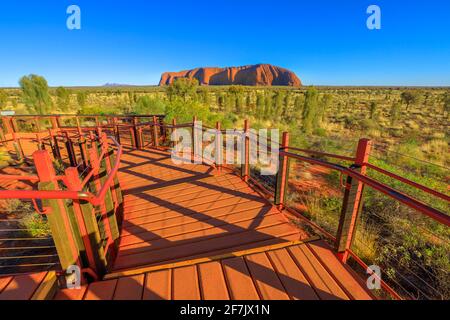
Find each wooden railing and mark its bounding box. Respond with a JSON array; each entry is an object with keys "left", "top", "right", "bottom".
[{"left": 0, "top": 129, "right": 123, "bottom": 282}]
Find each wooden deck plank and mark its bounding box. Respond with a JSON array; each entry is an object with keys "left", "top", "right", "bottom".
[
  {"left": 123, "top": 188, "right": 263, "bottom": 220},
  {"left": 266, "top": 248, "right": 319, "bottom": 300},
  {"left": 221, "top": 257, "right": 260, "bottom": 300},
  {"left": 198, "top": 261, "right": 230, "bottom": 300},
  {"left": 120, "top": 201, "right": 270, "bottom": 237},
  {"left": 83, "top": 279, "right": 117, "bottom": 300},
  {"left": 113, "top": 274, "right": 145, "bottom": 300},
  {"left": 172, "top": 265, "right": 200, "bottom": 300},
  {"left": 53, "top": 285, "right": 88, "bottom": 300},
  {"left": 0, "top": 272, "right": 47, "bottom": 300},
  {"left": 0, "top": 277, "right": 13, "bottom": 293},
  {"left": 122, "top": 178, "right": 248, "bottom": 208},
  {"left": 244, "top": 252, "right": 290, "bottom": 300},
  {"left": 123, "top": 192, "right": 265, "bottom": 223},
  {"left": 306, "top": 241, "right": 373, "bottom": 300},
  {"left": 288, "top": 245, "right": 349, "bottom": 300},
  {"left": 143, "top": 269, "right": 171, "bottom": 300},
  {"left": 118, "top": 212, "right": 290, "bottom": 254},
  {"left": 119, "top": 206, "right": 276, "bottom": 247},
  {"left": 113, "top": 222, "right": 302, "bottom": 270}
]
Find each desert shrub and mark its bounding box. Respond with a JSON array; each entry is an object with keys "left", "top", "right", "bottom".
[
  {"left": 359, "top": 119, "right": 379, "bottom": 131},
  {"left": 77, "top": 91, "right": 88, "bottom": 107},
  {"left": 55, "top": 86, "right": 71, "bottom": 112},
  {"left": 78, "top": 104, "right": 121, "bottom": 115},
  {"left": 164, "top": 98, "right": 211, "bottom": 124},
  {"left": 421, "top": 139, "right": 448, "bottom": 164},
  {"left": 313, "top": 128, "right": 327, "bottom": 137},
  {"left": 133, "top": 96, "right": 165, "bottom": 114},
  {"left": 21, "top": 213, "right": 51, "bottom": 237},
  {"left": 0, "top": 90, "right": 7, "bottom": 109}
]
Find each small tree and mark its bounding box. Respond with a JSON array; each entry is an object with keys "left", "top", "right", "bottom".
[
  {"left": 217, "top": 93, "right": 225, "bottom": 111},
  {"left": 400, "top": 91, "right": 419, "bottom": 111},
  {"left": 319, "top": 93, "right": 333, "bottom": 124},
  {"left": 77, "top": 91, "right": 88, "bottom": 107},
  {"left": 390, "top": 100, "right": 401, "bottom": 125},
  {"left": 55, "top": 86, "right": 71, "bottom": 112},
  {"left": 228, "top": 85, "right": 244, "bottom": 114},
  {"left": 19, "top": 74, "right": 52, "bottom": 114},
  {"left": 282, "top": 92, "right": 291, "bottom": 120},
  {"left": 293, "top": 95, "right": 304, "bottom": 121},
  {"left": 256, "top": 93, "right": 264, "bottom": 117},
  {"left": 443, "top": 91, "right": 450, "bottom": 114},
  {"left": 302, "top": 87, "right": 320, "bottom": 134},
  {"left": 264, "top": 92, "right": 273, "bottom": 120},
  {"left": 0, "top": 90, "right": 7, "bottom": 109},
  {"left": 273, "top": 91, "right": 284, "bottom": 120},
  {"left": 167, "top": 78, "right": 199, "bottom": 102},
  {"left": 369, "top": 101, "right": 378, "bottom": 119},
  {"left": 245, "top": 93, "right": 251, "bottom": 111},
  {"left": 134, "top": 96, "right": 165, "bottom": 114}
]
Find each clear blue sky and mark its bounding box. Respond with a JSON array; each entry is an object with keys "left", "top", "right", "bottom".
[{"left": 0, "top": 0, "right": 449, "bottom": 87}]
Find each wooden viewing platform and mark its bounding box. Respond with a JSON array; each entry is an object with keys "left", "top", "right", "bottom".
[
  {"left": 1, "top": 115, "right": 448, "bottom": 300},
  {"left": 1, "top": 147, "right": 373, "bottom": 300}
]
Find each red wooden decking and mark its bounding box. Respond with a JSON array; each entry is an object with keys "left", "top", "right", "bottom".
[
  {"left": 112, "top": 147, "right": 309, "bottom": 271},
  {"left": 1, "top": 146, "right": 374, "bottom": 300},
  {"left": 0, "top": 271, "right": 57, "bottom": 300},
  {"left": 54, "top": 240, "right": 372, "bottom": 300}
]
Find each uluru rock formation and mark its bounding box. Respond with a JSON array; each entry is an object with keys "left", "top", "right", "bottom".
[{"left": 159, "top": 64, "right": 301, "bottom": 87}]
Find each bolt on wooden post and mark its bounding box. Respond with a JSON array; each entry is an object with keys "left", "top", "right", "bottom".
[
  {"left": 335, "top": 138, "right": 372, "bottom": 263},
  {"left": 274, "top": 132, "right": 289, "bottom": 209}
]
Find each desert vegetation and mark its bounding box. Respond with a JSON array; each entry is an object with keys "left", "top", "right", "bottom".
[{"left": 0, "top": 75, "right": 448, "bottom": 298}]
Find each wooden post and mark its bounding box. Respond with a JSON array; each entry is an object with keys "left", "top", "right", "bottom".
[
  {"left": 241, "top": 120, "right": 250, "bottom": 181},
  {"left": 1, "top": 117, "right": 14, "bottom": 134},
  {"left": 78, "top": 137, "right": 88, "bottom": 169},
  {"left": 52, "top": 136, "right": 62, "bottom": 161},
  {"left": 192, "top": 116, "right": 201, "bottom": 164},
  {"left": 75, "top": 117, "right": 82, "bottom": 136},
  {"left": 335, "top": 138, "right": 372, "bottom": 263},
  {"left": 274, "top": 132, "right": 289, "bottom": 209},
  {"left": 100, "top": 133, "right": 121, "bottom": 211},
  {"left": 132, "top": 117, "right": 140, "bottom": 149},
  {"left": 171, "top": 118, "right": 177, "bottom": 149},
  {"left": 50, "top": 117, "right": 59, "bottom": 135},
  {"left": 65, "top": 133, "right": 77, "bottom": 167},
  {"left": 215, "top": 122, "right": 222, "bottom": 173},
  {"left": 90, "top": 139, "right": 120, "bottom": 248},
  {"left": 129, "top": 126, "right": 137, "bottom": 149},
  {"left": 34, "top": 150, "right": 83, "bottom": 273},
  {"left": 65, "top": 167, "right": 107, "bottom": 275},
  {"left": 152, "top": 115, "right": 159, "bottom": 148}
]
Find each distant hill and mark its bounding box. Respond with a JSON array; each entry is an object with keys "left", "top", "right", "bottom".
[
  {"left": 159, "top": 64, "right": 302, "bottom": 87},
  {"left": 103, "top": 83, "right": 135, "bottom": 87}
]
